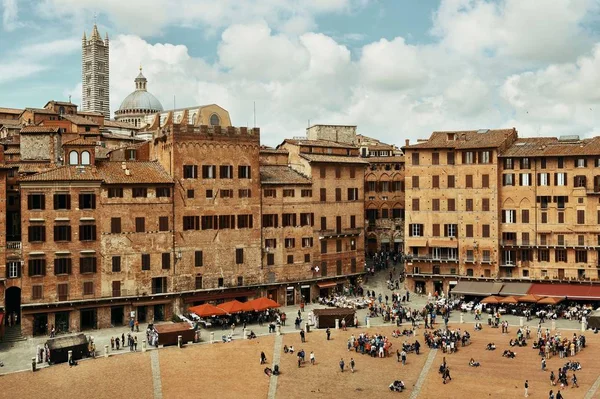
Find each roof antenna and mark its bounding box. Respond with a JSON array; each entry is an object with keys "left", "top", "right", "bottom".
[
  {"left": 68, "top": 95, "right": 72, "bottom": 103},
  {"left": 253, "top": 101, "right": 256, "bottom": 128},
  {"left": 308, "top": 119, "right": 310, "bottom": 128},
  {"left": 173, "top": 95, "right": 176, "bottom": 110}
]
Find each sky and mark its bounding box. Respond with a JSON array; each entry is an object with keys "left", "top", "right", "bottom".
[{"left": 2, "top": 0, "right": 600, "bottom": 147}]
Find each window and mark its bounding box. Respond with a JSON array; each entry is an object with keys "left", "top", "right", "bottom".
[
  {"left": 520, "top": 173, "right": 531, "bottom": 186},
  {"left": 28, "top": 258, "right": 46, "bottom": 276},
  {"left": 504, "top": 158, "right": 514, "bottom": 169},
  {"left": 132, "top": 188, "right": 147, "bottom": 198},
  {"left": 108, "top": 187, "right": 123, "bottom": 198},
  {"left": 347, "top": 188, "right": 358, "bottom": 201},
  {"left": 237, "top": 215, "right": 253, "bottom": 228},
  {"left": 412, "top": 198, "right": 420, "bottom": 211},
  {"left": 576, "top": 250, "right": 587, "bottom": 263},
  {"left": 555, "top": 249, "right": 567, "bottom": 263},
  {"left": 538, "top": 249, "right": 549, "bottom": 262},
  {"left": 574, "top": 175, "right": 586, "bottom": 188},
  {"left": 447, "top": 198, "right": 455, "bottom": 211},
  {"left": 267, "top": 254, "right": 275, "bottom": 266},
  {"left": 218, "top": 215, "right": 234, "bottom": 229},
  {"left": 432, "top": 224, "right": 440, "bottom": 237},
  {"left": 412, "top": 152, "right": 419, "bottom": 165},
  {"left": 264, "top": 189, "right": 276, "bottom": 198},
  {"left": 302, "top": 237, "right": 313, "bottom": 248},
  {"left": 195, "top": 275, "right": 203, "bottom": 289},
  {"left": 81, "top": 151, "right": 90, "bottom": 165},
  {"left": 409, "top": 224, "right": 424, "bottom": 237},
  {"left": 282, "top": 213, "right": 296, "bottom": 227},
  {"left": 28, "top": 225, "right": 46, "bottom": 242},
  {"left": 202, "top": 165, "right": 216, "bottom": 179},
  {"left": 305, "top": 254, "right": 311, "bottom": 263},
  {"left": 110, "top": 218, "right": 121, "bottom": 234},
  {"left": 162, "top": 253, "right": 171, "bottom": 269},
  {"left": 432, "top": 153, "right": 439, "bottom": 165},
  {"left": 555, "top": 172, "right": 566, "bottom": 186},
  {"left": 336, "top": 239, "right": 342, "bottom": 252},
  {"left": 482, "top": 224, "right": 490, "bottom": 237},
  {"left": 27, "top": 193, "right": 45, "bottom": 210},
  {"left": 465, "top": 175, "right": 473, "bottom": 188},
  {"left": 482, "top": 198, "right": 490, "bottom": 212},
  {"left": 156, "top": 187, "right": 170, "bottom": 198},
  {"left": 194, "top": 251, "right": 203, "bottom": 267},
  {"left": 432, "top": 175, "right": 440, "bottom": 188},
  {"left": 482, "top": 174, "right": 490, "bottom": 188},
  {"left": 520, "top": 158, "right": 530, "bottom": 169},
  {"left": 577, "top": 210, "right": 585, "bottom": 224},
  {"left": 220, "top": 189, "right": 233, "bottom": 198},
  {"left": 444, "top": 224, "right": 457, "bottom": 237},
  {"left": 576, "top": 158, "right": 587, "bottom": 168},
  {"left": 335, "top": 166, "right": 341, "bottom": 178},
  {"left": 320, "top": 166, "right": 326, "bottom": 178},
  {"left": 234, "top": 248, "right": 244, "bottom": 264},
  {"left": 335, "top": 188, "right": 342, "bottom": 201},
  {"left": 111, "top": 256, "right": 121, "bottom": 272},
  {"left": 466, "top": 224, "right": 473, "bottom": 237},
  {"left": 579, "top": 235, "right": 585, "bottom": 246},
  {"left": 558, "top": 212, "right": 565, "bottom": 224},
  {"left": 152, "top": 277, "right": 167, "bottom": 294},
  {"left": 432, "top": 199, "right": 440, "bottom": 211},
  {"left": 238, "top": 189, "right": 251, "bottom": 198},
  {"left": 187, "top": 189, "right": 195, "bottom": 199},
  {"left": 79, "top": 193, "right": 96, "bottom": 209},
  {"left": 521, "top": 209, "right": 529, "bottom": 224},
  {"left": 79, "top": 224, "right": 96, "bottom": 241},
  {"left": 220, "top": 165, "right": 233, "bottom": 179},
  {"left": 183, "top": 216, "right": 200, "bottom": 230},
  {"left": 447, "top": 152, "right": 455, "bottom": 165},
  {"left": 238, "top": 165, "right": 251, "bottom": 179},
  {"left": 53, "top": 193, "right": 71, "bottom": 210},
  {"left": 447, "top": 175, "right": 455, "bottom": 188},
  {"left": 209, "top": 113, "right": 220, "bottom": 126},
  {"left": 320, "top": 188, "right": 327, "bottom": 202},
  {"left": 538, "top": 173, "right": 549, "bottom": 186},
  {"left": 321, "top": 241, "right": 328, "bottom": 254},
  {"left": 135, "top": 217, "right": 145, "bottom": 233},
  {"left": 465, "top": 199, "right": 473, "bottom": 211},
  {"left": 7, "top": 261, "right": 20, "bottom": 279},
  {"left": 57, "top": 283, "right": 68, "bottom": 301},
  {"left": 299, "top": 213, "right": 313, "bottom": 227},
  {"left": 69, "top": 151, "right": 79, "bottom": 165},
  {"left": 350, "top": 167, "right": 356, "bottom": 178},
  {"left": 80, "top": 257, "right": 97, "bottom": 274},
  {"left": 285, "top": 238, "right": 295, "bottom": 249},
  {"left": 82, "top": 281, "right": 94, "bottom": 296},
  {"left": 503, "top": 210, "right": 516, "bottom": 224},
  {"left": 412, "top": 176, "right": 419, "bottom": 189},
  {"left": 141, "top": 254, "right": 150, "bottom": 270},
  {"left": 262, "top": 214, "right": 278, "bottom": 228},
  {"left": 301, "top": 189, "right": 312, "bottom": 197},
  {"left": 480, "top": 151, "right": 491, "bottom": 164},
  {"left": 283, "top": 189, "right": 295, "bottom": 197},
  {"left": 54, "top": 225, "right": 71, "bottom": 242},
  {"left": 503, "top": 174, "right": 514, "bottom": 186},
  {"left": 556, "top": 196, "right": 567, "bottom": 209},
  {"left": 463, "top": 151, "right": 474, "bottom": 164},
  {"left": 32, "top": 285, "right": 42, "bottom": 299},
  {"left": 557, "top": 234, "right": 565, "bottom": 246},
  {"left": 159, "top": 216, "right": 169, "bottom": 231},
  {"left": 54, "top": 258, "right": 72, "bottom": 275}
]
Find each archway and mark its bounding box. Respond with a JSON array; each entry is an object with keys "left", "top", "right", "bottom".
[{"left": 5, "top": 286, "right": 21, "bottom": 326}]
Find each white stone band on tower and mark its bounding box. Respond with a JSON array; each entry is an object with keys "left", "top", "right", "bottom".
[{"left": 82, "top": 24, "right": 110, "bottom": 119}]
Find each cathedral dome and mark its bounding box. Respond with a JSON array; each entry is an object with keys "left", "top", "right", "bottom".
[{"left": 115, "top": 68, "right": 163, "bottom": 115}]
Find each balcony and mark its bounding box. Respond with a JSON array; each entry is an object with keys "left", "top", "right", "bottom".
[
  {"left": 319, "top": 228, "right": 362, "bottom": 239},
  {"left": 500, "top": 261, "right": 517, "bottom": 268},
  {"left": 587, "top": 186, "right": 600, "bottom": 195},
  {"left": 408, "top": 255, "right": 459, "bottom": 263},
  {"left": 6, "top": 241, "right": 21, "bottom": 250},
  {"left": 500, "top": 240, "right": 532, "bottom": 247}
]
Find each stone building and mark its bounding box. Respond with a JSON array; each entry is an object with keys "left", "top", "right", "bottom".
[
  {"left": 82, "top": 24, "right": 110, "bottom": 118},
  {"left": 356, "top": 134, "right": 405, "bottom": 254},
  {"left": 114, "top": 68, "right": 164, "bottom": 127}
]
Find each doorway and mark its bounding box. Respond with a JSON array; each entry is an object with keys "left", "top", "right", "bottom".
[
  {"left": 286, "top": 287, "right": 295, "bottom": 306},
  {"left": 81, "top": 308, "right": 97, "bottom": 330},
  {"left": 5, "top": 286, "right": 21, "bottom": 325},
  {"left": 558, "top": 269, "right": 565, "bottom": 280},
  {"left": 154, "top": 304, "right": 165, "bottom": 321},
  {"left": 300, "top": 286, "right": 310, "bottom": 304},
  {"left": 267, "top": 288, "right": 277, "bottom": 301},
  {"left": 55, "top": 311, "right": 70, "bottom": 333},
  {"left": 111, "top": 306, "right": 124, "bottom": 326},
  {"left": 137, "top": 306, "right": 147, "bottom": 323},
  {"left": 434, "top": 281, "right": 444, "bottom": 296},
  {"left": 33, "top": 314, "right": 48, "bottom": 336}
]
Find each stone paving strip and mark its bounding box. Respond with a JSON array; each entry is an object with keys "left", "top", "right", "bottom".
[
  {"left": 584, "top": 374, "right": 600, "bottom": 399},
  {"left": 409, "top": 349, "right": 438, "bottom": 399},
  {"left": 150, "top": 350, "right": 163, "bottom": 399},
  {"left": 267, "top": 333, "right": 284, "bottom": 399}
]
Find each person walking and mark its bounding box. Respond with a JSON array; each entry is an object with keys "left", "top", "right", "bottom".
[
  {"left": 326, "top": 328, "right": 331, "bottom": 341},
  {"left": 572, "top": 373, "right": 579, "bottom": 388},
  {"left": 548, "top": 390, "right": 554, "bottom": 399},
  {"left": 134, "top": 336, "right": 138, "bottom": 351},
  {"left": 401, "top": 350, "right": 407, "bottom": 366},
  {"left": 260, "top": 351, "right": 267, "bottom": 365},
  {"left": 310, "top": 351, "right": 315, "bottom": 365},
  {"left": 339, "top": 358, "right": 345, "bottom": 372},
  {"left": 550, "top": 371, "right": 556, "bottom": 386},
  {"left": 350, "top": 358, "right": 355, "bottom": 373},
  {"left": 556, "top": 390, "right": 563, "bottom": 399},
  {"left": 341, "top": 318, "right": 347, "bottom": 331},
  {"left": 541, "top": 358, "right": 546, "bottom": 371},
  {"left": 525, "top": 380, "right": 529, "bottom": 397},
  {"left": 300, "top": 329, "right": 305, "bottom": 343}
]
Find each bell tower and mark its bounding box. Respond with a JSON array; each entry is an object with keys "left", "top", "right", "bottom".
[{"left": 82, "top": 23, "right": 110, "bottom": 119}]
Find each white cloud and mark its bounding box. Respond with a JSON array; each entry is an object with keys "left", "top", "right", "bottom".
[{"left": 2, "top": 0, "right": 21, "bottom": 31}]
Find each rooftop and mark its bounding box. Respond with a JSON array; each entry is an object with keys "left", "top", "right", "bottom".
[
  {"left": 0, "top": 119, "right": 21, "bottom": 127},
  {"left": 20, "top": 165, "right": 102, "bottom": 182},
  {"left": 22, "top": 108, "right": 58, "bottom": 115},
  {"left": 0, "top": 108, "right": 23, "bottom": 115},
  {"left": 63, "top": 138, "right": 98, "bottom": 147},
  {"left": 260, "top": 165, "right": 311, "bottom": 185},
  {"left": 60, "top": 114, "right": 100, "bottom": 126},
  {"left": 300, "top": 153, "right": 369, "bottom": 164},
  {"left": 282, "top": 139, "right": 357, "bottom": 149},
  {"left": 4, "top": 148, "right": 20, "bottom": 155},
  {"left": 103, "top": 120, "right": 140, "bottom": 130},
  {"left": 20, "top": 126, "right": 59, "bottom": 134},
  {"left": 405, "top": 128, "right": 517, "bottom": 150},
  {"left": 366, "top": 155, "right": 405, "bottom": 163},
  {"left": 259, "top": 146, "right": 288, "bottom": 154},
  {"left": 501, "top": 136, "right": 600, "bottom": 157},
  {"left": 45, "top": 101, "right": 76, "bottom": 108}
]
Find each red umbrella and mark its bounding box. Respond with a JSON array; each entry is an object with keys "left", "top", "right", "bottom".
[
  {"left": 247, "top": 297, "right": 281, "bottom": 311},
  {"left": 218, "top": 300, "right": 247, "bottom": 314},
  {"left": 189, "top": 303, "right": 228, "bottom": 317}
]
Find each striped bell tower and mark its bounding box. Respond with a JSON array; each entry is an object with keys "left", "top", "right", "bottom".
[{"left": 82, "top": 23, "right": 110, "bottom": 119}]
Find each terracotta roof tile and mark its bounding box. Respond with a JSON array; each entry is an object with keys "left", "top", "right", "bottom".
[
  {"left": 0, "top": 119, "right": 21, "bottom": 127},
  {"left": 0, "top": 107, "right": 23, "bottom": 115},
  {"left": 260, "top": 146, "right": 288, "bottom": 154},
  {"left": 101, "top": 132, "right": 146, "bottom": 141},
  {"left": 300, "top": 153, "right": 369, "bottom": 164},
  {"left": 20, "top": 126, "right": 59, "bottom": 134},
  {"left": 14, "top": 162, "right": 52, "bottom": 174},
  {"left": 501, "top": 137, "right": 600, "bottom": 157},
  {"left": 283, "top": 139, "right": 357, "bottom": 149},
  {"left": 63, "top": 138, "right": 98, "bottom": 146},
  {"left": 60, "top": 114, "right": 99, "bottom": 126},
  {"left": 23, "top": 108, "right": 58, "bottom": 115},
  {"left": 77, "top": 111, "right": 104, "bottom": 117},
  {"left": 366, "top": 155, "right": 405, "bottom": 163},
  {"left": 95, "top": 147, "right": 111, "bottom": 159},
  {"left": 20, "top": 165, "right": 101, "bottom": 182},
  {"left": 406, "top": 128, "right": 517, "bottom": 150},
  {"left": 97, "top": 161, "right": 173, "bottom": 184},
  {"left": 4, "top": 148, "right": 19, "bottom": 154},
  {"left": 260, "top": 165, "right": 311, "bottom": 185},
  {"left": 45, "top": 101, "right": 76, "bottom": 107},
  {"left": 103, "top": 120, "right": 140, "bottom": 129}
]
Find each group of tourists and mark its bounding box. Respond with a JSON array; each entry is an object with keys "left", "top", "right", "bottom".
[
  {"left": 346, "top": 332, "right": 394, "bottom": 357},
  {"left": 110, "top": 332, "right": 138, "bottom": 351},
  {"left": 423, "top": 328, "right": 469, "bottom": 353}
]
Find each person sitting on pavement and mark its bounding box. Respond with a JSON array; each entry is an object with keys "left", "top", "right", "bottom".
[
  {"left": 502, "top": 349, "right": 516, "bottom": 358},
  {"left": 469, "top": 358, "right": 480, "bottom": 367},
  {"left": 486, "top": 343, "right": 496, "bottom": 350},
  {"left": 389, "top": 380, "right": 405, "bottom": 392}
]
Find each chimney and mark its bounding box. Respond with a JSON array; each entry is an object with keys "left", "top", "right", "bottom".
[
  {"left": 125, "top": 169, "right": 131, "bottom": 176},
  {"left": 405, "top": 139, "right": 410, "bottom": 147}
]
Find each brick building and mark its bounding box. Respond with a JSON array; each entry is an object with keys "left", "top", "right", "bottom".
[{"left": 404, "top": 129, "right": 600, "bottom": 296}]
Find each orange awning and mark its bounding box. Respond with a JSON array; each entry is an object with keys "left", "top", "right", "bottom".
[
  {"left": 480, "top": 295, "right": 502, "bottom": 304},
  {"left": 188, "top": 303, "right": 228, "bottom": 317},
  {"left": 246, "top": 297, "right": 281, "bottom": 311},
  {"left": 218, "top": 300, "right": 247, "bottom": 314},
  {"left": 317, "top": 282, "right": 337, "bottom": 289}
]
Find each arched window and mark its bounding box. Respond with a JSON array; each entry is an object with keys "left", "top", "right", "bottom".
[
  {"left": 192, "top": 113, "right": 197, "bottom": 124},
  {"left": 81, "top": 151, "right": 91, "bottom": 165},
  {"left": 210, "top": 113, "right": 220, "bottom": 126},
  {"left": 69, "top": 151, "right": 79, "bottom": 165},
  {"left": 59, "top": 106, "right": 65, "bottom": 115}
]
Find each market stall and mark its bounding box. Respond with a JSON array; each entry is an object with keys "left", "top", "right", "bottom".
[
  {"left": 46, "top": 333, "right": 88, "bottom": 364},
  {"left": 154, "top": 322, "right": 195, "bottom": 346},
  {"left": 313, "top": 308, "right": 355, "bottom": 329}
]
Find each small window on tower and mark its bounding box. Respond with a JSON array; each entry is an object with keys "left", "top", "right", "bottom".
[{"left": 210, "top": 114, "right": 220, "bottom": 126}]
